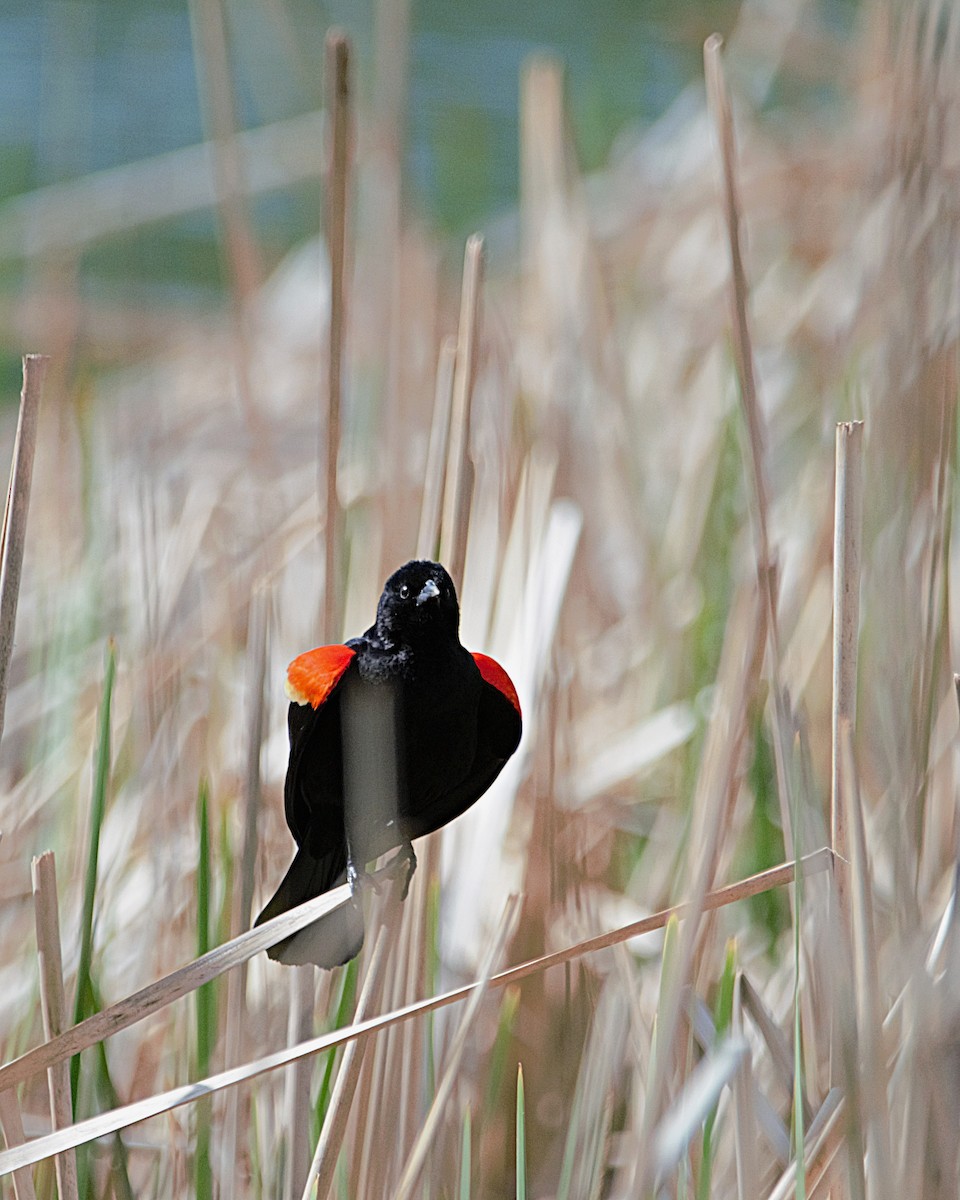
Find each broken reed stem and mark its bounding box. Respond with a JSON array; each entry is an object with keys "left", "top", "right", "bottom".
[
  {"left": 416, "top": 337, "right": 457, "bottom": 560},
  {"left": 831, "top": 421, "right": 864, "bottom": 924},
  {"left": 0, "top": 848, "right": 832, "bottom": 1176},
  {"left": 302, "top": 927, "right": 389, "bottom": 1200},
  {"left": 31, "top": 852, "right": 78, "bottom": 1200},
  {"left": 0, "top": 354, "right": 48, "bottom": 750},
  {"left": 322, "top": 29, "right": 350, "bottom": 643},
  {"left": 440, "top": 234, "right": 484, "bottom": 588}
]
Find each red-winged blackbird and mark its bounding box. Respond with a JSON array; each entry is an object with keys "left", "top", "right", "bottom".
[{"left": 255, "top": 560, "right": 522, "bottom": 967}]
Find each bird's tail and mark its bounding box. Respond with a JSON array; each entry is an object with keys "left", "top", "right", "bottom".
[{"left": 253, "top": 845, "right": 364, "bottom": 968}]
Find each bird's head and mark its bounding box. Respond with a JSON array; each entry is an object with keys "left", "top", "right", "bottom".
[{"left": 375, "top": 560, "right": 460, "bottom": 646}]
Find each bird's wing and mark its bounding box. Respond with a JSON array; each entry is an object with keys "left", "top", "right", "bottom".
[
  {"left": 286, "top": 643, "right": 356, "bottom": 708},
  {"left": 283, "top": 644, "right": 356, "bottom": 847},
  {"left": 406, "top": 653, "right": 522, "bottom": 837},
  {"left": 471, "top": 652, "right": 522, "bottom": 748}
]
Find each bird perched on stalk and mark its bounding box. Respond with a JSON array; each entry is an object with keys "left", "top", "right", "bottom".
[{"left": 255, "top": 560, "right": 522, "bottom": 968}]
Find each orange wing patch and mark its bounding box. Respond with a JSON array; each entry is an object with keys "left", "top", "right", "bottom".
[
  {"left": 285, "top": 645, "right": 355, "bottom": 709},
  {"left": 472, "top": 652, "right": 521, "bottom": 718}
]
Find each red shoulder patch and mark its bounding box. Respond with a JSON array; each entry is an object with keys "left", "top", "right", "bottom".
[
  {"left": 472, "top": 652, "right": 521, "bottom": 718},
  {"left": 285, "top": 645, "right": 355, "bottom": 709}
]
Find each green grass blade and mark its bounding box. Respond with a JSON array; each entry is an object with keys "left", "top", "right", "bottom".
[
  {"left": 483, "top": 985, "right": 520, "bottom": 1117},
  {"left": 313, "top": 955, "right": 358, "bottom": 1141},
  {"left": 697, "top": 939, "right": 738, "bottom": 1200},
  {"left": 195, "top": 776, "right": 215, "bottom": 1200},
  {"left": 792, "top": 801, "right": 807, "bottom": 1199},
  {"left": 459, "top": 1104, "right": 472, "bottom": 1200},
  {"left": 70, "top": 639, "right": 116, "bottom": 1110},
  {"left": 425, "top": 875, "right": 441, "bottom": 1102},
  {"left": 648, "top": 913, "right": 681, "bottom": 1110},
  {"left": 516, "top": 1062, "right": 526, "bottom": 1200},
  {"left": 556, "top": 1079, "right": 584, "bottom": 1200}
]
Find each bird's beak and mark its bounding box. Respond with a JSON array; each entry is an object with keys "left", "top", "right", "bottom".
[{"left": 416, "top": 578, "right": 440, "bottom": 606}]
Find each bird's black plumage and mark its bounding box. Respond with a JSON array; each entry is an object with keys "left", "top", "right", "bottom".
[{"left": 255, "top": 561, "right": 522, "bottom": 967}]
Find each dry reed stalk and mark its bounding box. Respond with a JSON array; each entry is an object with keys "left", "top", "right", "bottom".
[
  {"left": 31, "top": 852, "right": 78, "bottom": 1200},
  {"left": 0, "top": 884, "right": 359, "bottom": 1095},
  {"left": 187, "top": 0, "right": 267, "bottom": 456},
  {"left": 322, "top": 30, "right": 350, "bottom": 641},
  {"left": 322, "top": 880, "right": 407, "bottom": 1199},
  {"left": 0, "top": 112, "right": 325, "bottom": 260},
  {"left": 351, "top": 916, "right": 400, "bottom": 1199},
  {"left": 0, "top": 1089, "right": 36, "bottom": 1200},
  {"left": 740, "top": 972, "right": 812, "bottom": 1126},
  {"left": 840, "top": 719, "right": 893, "bottom": 1200},
  {"left": 440, "top": 234, "right": 484, "bottom": 590},
  {"left": 914, "top": 350, "right": 956, "bottom": 879},
  {"left": 766, "top": 1089, "right": 845, "bottom": 1200},
  {"left": 393, "top": 895, "right": 520, "bottom": 1200},
  {"left": 219, "top": 585, "right": 270, "bottom": 1191},
  {"left": 284, "top": 970, "right": 318, "bottom": 1200},
  {"left": 355, "top": 891, "right": 417, "bottom": 1197},
  {"left": 395, "top": 874, "right": 427, "bottom": 1150},
  {"left": 0, "top": 354, "right": 48, "bottom": 749},
  {"left": 0, "top": 850, "right": 832, "bottom": 1176},
  {"left": 635, "top": 584, "right": 764, "bottom": 1186},
  {"left": 416, "top": 337, "right": 457, "bottom": 560},
  {"left": 831, "top": 422, "right": 864, "bottom": 926},
  {"left": 731, "top": 973, "right": 758, "bottom": 1200},
  {"left": 302, "top": 926, "right": 389, "bottom": 1200},
  {"left": 283, "top": 38, "right": 351, "bottom": 1193},
  {"left": 703, "top": 36, "right": 797, "bottom": 867},
  {"left": 187, "top": 0, "right": 262, "bottom": 305},
  {"left": 702, "top": 36, "right": 772, "bottom": 578}
]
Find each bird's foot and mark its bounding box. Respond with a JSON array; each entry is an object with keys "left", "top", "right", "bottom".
[
  {"left": 393, "top": 840, "right": 417, "bottom": 901},
  {"left": 367, "top": 841, "right": 418, "bottom": 900}
]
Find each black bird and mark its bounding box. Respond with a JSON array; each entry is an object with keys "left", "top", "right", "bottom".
[{"left": 255, "top": 560, "right": 522, "bottom": 967}]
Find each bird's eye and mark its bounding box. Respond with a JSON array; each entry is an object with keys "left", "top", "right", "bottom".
[{"left": 399, "top": 584, "right": 410, "bottom": 600}]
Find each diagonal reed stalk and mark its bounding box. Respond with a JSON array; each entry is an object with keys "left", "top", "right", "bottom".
[
  {"left": 301, "top": 924, "right": 389, "bottom": 1200},
  {"left": 0, "top": 851, "right": 832, "bottom": 1177},
  {"left": 0, "top": 1089, "right": 37, "bottom": 1200}
]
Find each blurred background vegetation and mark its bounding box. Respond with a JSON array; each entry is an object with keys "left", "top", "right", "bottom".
[
  {"left": 0, "top": 0, "right": 855, "bottom": 390},
  {"left": 4, "top": 0, "right": 960, "bottom": 1197}
]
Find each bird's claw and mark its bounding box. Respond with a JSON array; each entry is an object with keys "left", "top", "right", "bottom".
[
  {"left": 364, "top": 842, "right": 418, "bottom": 900},
  {"left": 394, "top": 841, "right": 417, "bottom": 901}
]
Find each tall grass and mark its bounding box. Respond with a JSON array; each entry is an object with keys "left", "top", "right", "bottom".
[{"left": 0, "top": 1, "right": 959, "bottom": 1197}]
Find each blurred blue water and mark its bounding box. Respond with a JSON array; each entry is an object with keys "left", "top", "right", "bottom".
[{"left": 0, "top": 0, "right": 851, "bottom": 277}]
